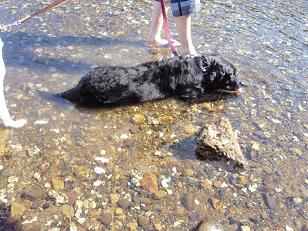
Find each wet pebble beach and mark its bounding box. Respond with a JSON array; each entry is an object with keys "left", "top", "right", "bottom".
[{"left": 0, "top": 0, "right": 307, "bottom": 230}]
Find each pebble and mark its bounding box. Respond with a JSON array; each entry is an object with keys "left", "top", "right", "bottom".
[
  {"left": 198, "top": 221, "right": 224, "bottom": 231},
  {"left": 0, "top": 167, "right": 14, "bottom": 177},
  {"left": 127, "top": 222, "right": 138, "bottom": 231},
  {"left": 210, "top": 197, "right": 223, "bottom": 210},
  {"left": 48, "top": 228, "right": 60, "bottom": 231},
  {"left": 33, "top": 172, "right": 41, "bottom": 180},
  {"left": 109, "top": 193, "right": 120, "bottom": 204},
  {"left": 137, "top": 215, "right": 149, "bottom": 227},
  {"left": 199, "top": 179, "right": 212, "bottom": 190},
  {"left": 11, "top": 201, "right": 26, "bottom": 218},
  {"left": 184, "top": 123, "right": 199, "bottom": 134},
  {"left": 263, "top": 193, "right": 278, "bottom": 210},
  {"left": 69, "top": 224, "right": 78, "bottom": 231},
  {"left": 93, "top": 180, "right": 104, "bottom": 187},
  {"left": 161, "top": 177, "right": 171, "bottom": 188},
  {"left": 52, "top": 178, "right": 65, "bottom": 190},
  {"left": 133, "top": 114, "right": 145, "bottom": 124},
  {"left": 101, "top": 212, "right": 113, "bottom": 226},
  {"left": 62, "top": 205, "right": 74, "bottom": 217},
  {"left": 22, "top": 184, "right": 43, "bottom": 201},
  {"left": 65, "top": 191, "right": 78, "bottom": 206},
  {"left": 237, "top": 176, "right": 248, "bottom": 185},
  {"left": 48, "top": 190, "right": 68, "bottom": 204},
  {"left": 8, "top": 176, "right": 18, "bottom": 183},
  {"left": 175, "top": 206, "right": 186, "bottom": 216},
  {"left": 94, "top": 166, "right": 106, "bottom": 175},
  {"left": 115, "top": 208, "right": 124, "bottom": 216},
  {"left": 95, "top": 156, "right": 110, "bottom": 164},
  {"left": 248, "top": 184, "right": 258, "bottom": 192},
  {"left": 181, "top": 193, "right": 196, "bottom": 211},
  {"left": 129, "top": 126, "right": 139, "bottom": 134},
  {"left": 30, "top": 202, "right": 40, "bottom": 210},
  {"left": 251, "top": 141, "right": 260, "bottom": 151},
  {"left": 140, "top": 172, "right": 158, "bottom": 193},
  {"left": 293, "top": 197, "right": 302, "bottom": 205},
  {"left": 213, "top": 180, "right": 222, "bottom": 188},
  {"left": 189, "top": 211, "right": 201, "bottom": 221},
  {"left": 154, "top": 223, "right": 163, "bottom": 231},
  {"left": 289, "top": 148, "right": 302, "bottom": 156},
  {"left": 43, "top": 203, "right": 50, "bottom": 209},
  {"left": 89, "top": 200, "right": 96, "bottom": 209},
  {"left": 241, "top": 226, "right": 251, "bottom": 231},
  {"left": 118, "top": 198, "right": 131, "bottom": 210},
  {"left": 154, "top": 190, "right": 167, "bottom": 199},
  {"left": 185, "top": 168, "right": 195, "bottom": 177},
  {"left": 286, "top": 225, "right": 294, "bottom": 231}
]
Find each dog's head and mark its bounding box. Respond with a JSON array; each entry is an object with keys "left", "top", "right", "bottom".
[{"left": 197, "top": 55, "right": 241, "bottom": 95}]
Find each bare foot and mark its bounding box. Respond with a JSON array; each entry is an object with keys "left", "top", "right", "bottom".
[
  {"left": 146, "top": 38, "right": 180, "bottom": 47},
  {"left": 181, "top": 51, "right": 198, "bottom": 56},
  {"left": 4, "top": 119, "right": 27, "bottom": 128},
  {"left": 180, "top": 47, "right": 198, "bottom": 56}
]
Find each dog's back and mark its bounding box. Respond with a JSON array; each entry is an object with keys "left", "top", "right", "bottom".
[{"left": 60, "top": 55, "right": 241, "bottom": 106}]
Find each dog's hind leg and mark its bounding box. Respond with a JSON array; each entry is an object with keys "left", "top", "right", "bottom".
[{"left": 0, "top": 37, "right": 26, "bottom": 128}]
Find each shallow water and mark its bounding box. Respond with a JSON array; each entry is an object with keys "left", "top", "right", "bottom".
[{"left": 0, "top": 0, "right": 307, "bottom": 230}]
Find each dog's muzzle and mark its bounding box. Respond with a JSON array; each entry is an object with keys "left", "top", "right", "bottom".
[{"left": 218, "top": 88, "right": 242, "bottom": 96}]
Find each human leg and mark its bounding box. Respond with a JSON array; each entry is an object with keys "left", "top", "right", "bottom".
[
  {"left": 175, "top": 14, "right": 196, "bottom": 56},
  {"left": 0, "top": 37, "right": 26, "bottom": 128},
  {"left": 147, "top": 1, "right": 180, "bottom": 47},
  {"left": 171, "top": 0, "right": 200, "bottom": 56}
]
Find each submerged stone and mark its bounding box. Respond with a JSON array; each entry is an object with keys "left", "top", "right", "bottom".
[
  {"left": 140, "top": 172, "right": 158, "bottom": 194},
  {"left": 181, "top": 193, "right": 196, "bottom": 211},
  {"left": 22, "top": 184, "right": 43, "bottom": 201},
  {"left": 195, "top": 117, "right": 247, "bottom": 168}
]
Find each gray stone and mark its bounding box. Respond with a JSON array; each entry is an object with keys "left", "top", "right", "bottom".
[
  {"left": 197, "top": 221, "right": 224, "bottom": 231},
  {"left": 181, "top": 193, "right": 196, "bottom": 211},
  {"left": 1, "top": 167, "right": 15, "bottom": 177},
  {"left": 101, "top": 212, "right": 113, "bottom": 226},
  {"left": 137, "top": 215, "right": 149, "bottom": 227},
  {"left": 263, "top": 193, "right": 278, "bottom": 210},
  {"left": 196, "top": 117, "right": 247, "bottom": 168},
  {"left": 118, "top": 198, "right": 131, "bottom": 210},
  {"left": 22, "top": 184, "right": 43, "bottom": 201},
  {"left": 188, "top": 211, "right": 201, "bottom": 221}
]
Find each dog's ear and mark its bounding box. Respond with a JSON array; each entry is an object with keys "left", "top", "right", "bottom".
[{"left": 196, "top": 57, "right": 209, "bottom": 72}]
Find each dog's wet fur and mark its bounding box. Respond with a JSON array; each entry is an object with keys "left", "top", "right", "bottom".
[
  {"left": 60, "top": 55, "right": 242, "bottom": 106},
  {"left": 0, "top": 203, "right": 22, "bottom": 231}
]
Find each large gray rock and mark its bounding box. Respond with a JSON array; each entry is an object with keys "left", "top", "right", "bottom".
[{"left": 195, "top": 117, "right": 247, "bottom": 168}]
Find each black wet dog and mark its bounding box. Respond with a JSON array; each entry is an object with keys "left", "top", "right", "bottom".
[{"left": 60, "top": 55, "right": 241, "bottom": 106}]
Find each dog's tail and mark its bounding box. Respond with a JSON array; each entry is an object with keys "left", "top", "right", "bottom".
[{"left": 58, "top": 86, "right": 81, "bottom": 103}]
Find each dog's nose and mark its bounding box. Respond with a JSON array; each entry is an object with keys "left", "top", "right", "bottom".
[{"left": 236, "top": 88, "right": 242, "bottom": 96}]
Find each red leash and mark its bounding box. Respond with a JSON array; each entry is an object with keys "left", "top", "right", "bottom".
[
  {"left": 160, "top": 0, "right": 179, "bottom": 56},
  {"left": 18, "top": 0, "right": 70, "bottom": 24},
  {"left": 0, "top": 0, "right": 70, "bottom": 31}
]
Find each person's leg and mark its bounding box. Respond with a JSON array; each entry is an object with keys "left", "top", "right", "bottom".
[
  {"left": 147, "top": 1, "right": 180, "bottom": 47},
  {"left": 175, "top": 14, "right": 197, "bottom": 56},
  {"left": 0, "top": 37, "right": 27, "bottom": 128},
  {"left": 171, "top": 0, "right": 200, "bottom": 56}
]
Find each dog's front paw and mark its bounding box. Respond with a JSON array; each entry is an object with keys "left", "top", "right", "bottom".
[{"left": 4, "top": 119, "right": 27, "bottom": 128}]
